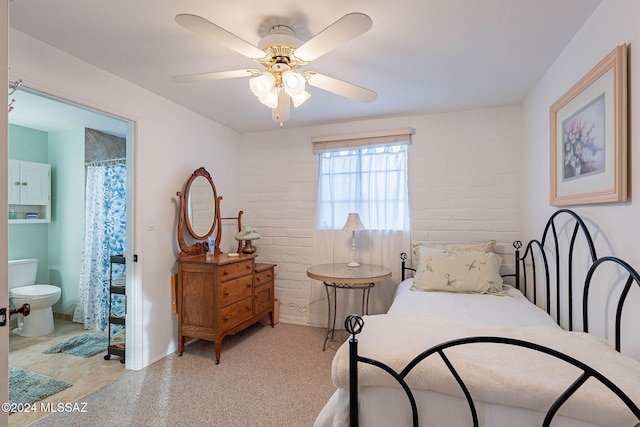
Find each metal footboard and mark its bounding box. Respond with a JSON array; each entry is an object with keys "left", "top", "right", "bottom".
[{"left": 345, "top": 313, "right": 640, "bottom": 427}]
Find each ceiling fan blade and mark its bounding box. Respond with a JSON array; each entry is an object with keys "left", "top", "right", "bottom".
[
  {"left": 294, "top": 13, "right": 372, "bottom": 62},
  {"left": 306, "top": 73, "right": 377, "bottom": 103},
  {"left": 172, "top": 69, "right": 258, "bottom": 83},
  {"left": 175, "top": 14, "right": 266, "bottom": 60}
]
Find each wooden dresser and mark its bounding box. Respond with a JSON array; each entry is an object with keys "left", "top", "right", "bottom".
[{"left": 176, "top": 252, "right": 276, "bottom": 363}]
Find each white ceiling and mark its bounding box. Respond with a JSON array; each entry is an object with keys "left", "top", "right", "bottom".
[{"left": 8, "top": 0, "right": 602, "bottom": 134}]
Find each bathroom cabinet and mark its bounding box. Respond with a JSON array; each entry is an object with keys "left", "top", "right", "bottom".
[
  {"left": 8, "top": 159, "right": 51, "bottom": 223},
  {"left": 104, "top": 254, "right": 126, "bottom": 363}
]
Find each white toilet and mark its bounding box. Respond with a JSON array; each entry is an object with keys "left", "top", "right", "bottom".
[{"left": 9, "top": 258, "right": 61, "bottom": 337}]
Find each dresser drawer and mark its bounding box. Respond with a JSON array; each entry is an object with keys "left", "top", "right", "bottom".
[
  {"left": 219, "top": 274, "right": 253, "bottom": 307},
  {"left": 255, "top": 284, "right": 273, "bottom": 314},
  {"left": 219, "top": 259, "right": 254, "bottom": 281},
  {"left": 219, "top": 297, "right": 253, "bottom": 329},
  {"left": 254, "top": 268, "right": 274, "bottom": 288}
]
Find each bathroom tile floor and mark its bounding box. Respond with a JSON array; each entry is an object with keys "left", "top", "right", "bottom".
[{"left": 8, "top": 318, "right": 127, "bottom": 426}]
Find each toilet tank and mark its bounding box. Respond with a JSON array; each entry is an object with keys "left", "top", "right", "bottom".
[{"left": 8, "top": 258, "right": 38, "bottom": 289}]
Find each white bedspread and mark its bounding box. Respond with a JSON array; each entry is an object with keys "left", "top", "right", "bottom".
[
  {"left": 388, "top": 279, "right": 560, "bottom": 328},
  {"left": 330, "top": 314, "right": 640, "bottom": 426}
]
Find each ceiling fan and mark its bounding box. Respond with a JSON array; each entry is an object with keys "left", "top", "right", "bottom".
[{"left": 173, "top": 12, "right": 377, "bottom": 127}]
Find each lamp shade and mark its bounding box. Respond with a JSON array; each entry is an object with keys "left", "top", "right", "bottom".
[
  {"left": 282, "top": 71, "right": 306, "bottom": 96},
  {"left": 342, "top": 213, "right": 365, "bottom": 231},
  {"left": 258, "top": 87, "right": 279, "bottom": 109},
  {"left": 249, "top": 73, "right": 276, "bottom": 98},
  {"left": 234, "top": 225, "right": 261, "bottom": 241},
  {"left": 291, "top": 90, "right": 311, "bottom": 108}
]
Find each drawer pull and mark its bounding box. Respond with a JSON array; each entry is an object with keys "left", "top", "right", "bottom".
[
  {"left": 224, "top": 316, "right": 230, "bottom": 321},
  {"left": 223, "top": 291, "right": 229, "bottom": 296}
]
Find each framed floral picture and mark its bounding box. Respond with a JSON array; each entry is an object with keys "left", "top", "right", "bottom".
[{"left": 550, "top": 44, "right": 627, "bottom": 206}]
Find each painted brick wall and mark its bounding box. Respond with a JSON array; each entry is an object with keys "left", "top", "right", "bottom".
[{"left": 240, "top": 105, "right": 523, "bottom": 325}]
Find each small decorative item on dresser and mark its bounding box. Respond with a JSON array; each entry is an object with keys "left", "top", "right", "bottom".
[{"left": 234, "top": 225, "right": 261, "bottom": 254}]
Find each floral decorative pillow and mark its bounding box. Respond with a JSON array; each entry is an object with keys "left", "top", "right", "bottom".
[
  {"left": 412, "top": 247, "right": 503, "bottom": 294},
  {"left": 411, "top": 240, "right": 497, "bottom": 259}
]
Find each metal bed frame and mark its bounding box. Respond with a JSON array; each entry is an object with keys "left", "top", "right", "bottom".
[{"left": 347, "top": 209, "right": 640, "bottom": 426}]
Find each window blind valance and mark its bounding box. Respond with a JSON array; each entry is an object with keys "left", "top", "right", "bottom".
[{"left": 311, "top": 127, "right": 413, "bottom": 154}]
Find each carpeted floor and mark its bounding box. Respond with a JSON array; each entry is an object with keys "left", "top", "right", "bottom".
[{"left": 31, "top": 322, "right": 339, "bottom": 426}]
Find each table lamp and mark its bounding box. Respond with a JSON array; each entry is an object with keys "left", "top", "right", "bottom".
[
  {"left": 234, "top": 225, "right": 261, "bottom": 254},
  {"left": 343, "top": 213, "right": 366, "bottom": 267}
]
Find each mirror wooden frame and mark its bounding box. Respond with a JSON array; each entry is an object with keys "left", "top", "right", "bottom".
[{"left": 176, "top": 167, "right": 222, "bottom": 256}]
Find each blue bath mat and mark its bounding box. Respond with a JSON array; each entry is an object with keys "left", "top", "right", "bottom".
[
  {"left": 9, "top": 367, "right": 71, "bottom": 409},
  {"left": 43, "top": 333, "right": 108, "bottom": 357}
]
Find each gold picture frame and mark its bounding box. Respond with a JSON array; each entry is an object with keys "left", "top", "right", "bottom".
[{"left": 550, "top": 44, "right": 627, "bottom": 206}]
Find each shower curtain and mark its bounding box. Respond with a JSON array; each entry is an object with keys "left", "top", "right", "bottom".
[{"left": 73, "top": 160, "right": 126, "bottom": 331}]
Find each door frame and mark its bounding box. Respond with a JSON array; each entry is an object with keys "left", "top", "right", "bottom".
[
  {"left": 2, "top": 83, "right": 139, "bottom": 374},
  {"left": 1, "top": 1, "right": 9, "bottom": 424}
]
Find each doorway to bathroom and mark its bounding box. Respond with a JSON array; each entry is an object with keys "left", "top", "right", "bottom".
[{"left": 7, "top": 85, "right": 135, "bottom": 425}]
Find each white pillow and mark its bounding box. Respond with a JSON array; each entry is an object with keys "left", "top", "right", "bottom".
[
  {"left": 412, "top": 246, "right": 503, "bottom": 294},
  {"left": 411, "top": 240, "right": 496, "bottom": 259}
]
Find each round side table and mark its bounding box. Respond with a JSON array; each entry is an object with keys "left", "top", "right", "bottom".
[{"left": 307, "top": 263, "right": 392, "bottom": 350}]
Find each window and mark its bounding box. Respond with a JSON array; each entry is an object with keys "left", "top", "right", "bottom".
[{"left": 316, "top": 143, "right": 409, "bottom": 230}]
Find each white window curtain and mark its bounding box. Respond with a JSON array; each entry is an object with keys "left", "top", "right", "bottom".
[
  {"left": 307, "top": 130, "right": 412, "bottom": 327},
  {"left": 316, "top": 144, "right": 409, "bottom": 230}
]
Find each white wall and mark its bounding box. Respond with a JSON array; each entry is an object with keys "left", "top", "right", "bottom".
[
  {"left": 240, "top": 106, "right": 523, "bottom": 325},
  {"left": 522, "top": 0, "right": 640, "bottom": 357},
  {"left": 9, "top": 29, "right": 243, "bottom": 369}
]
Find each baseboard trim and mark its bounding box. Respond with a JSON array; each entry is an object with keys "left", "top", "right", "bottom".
[{"left": 53, "top": 312, "right": 74, "bottom": 321}]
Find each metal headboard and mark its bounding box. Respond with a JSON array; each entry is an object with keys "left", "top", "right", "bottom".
[
  {"left": 400, "top": 252, "right": 415, "bottom": 281},
  {"left": 512, "top": 209, "right": 598, "bottom": 331},
  {"left": 583, "top": 256, "right": 640, "bottom": 352}
]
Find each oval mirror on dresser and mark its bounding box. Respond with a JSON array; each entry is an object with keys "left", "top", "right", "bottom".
[
  {"left": 186, "top": 174, "right": 216, "bottom": 238},
  {"left": 176, "top": 167, "right": 221, "bottom": 255}
]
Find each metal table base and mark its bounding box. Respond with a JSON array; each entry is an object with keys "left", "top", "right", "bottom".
[{"left": 323, "top": 281, "right": 375, "bottom": 351}]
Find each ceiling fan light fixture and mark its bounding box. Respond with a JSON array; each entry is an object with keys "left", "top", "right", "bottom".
[
  {"left": 249, "top": 73, "right": 276, "bottom": 98},
  {"left": 282, "top": 70, "right": 305, "bottom": 95},
  {"left": 175, "top": 12, "right": 376, "bottom": 127},
  {"left": 258, "top": 86, "right": 279, "bottom": 109},
  {"left": 291, "top": 90, "right": 311, "bottom": 108}
]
